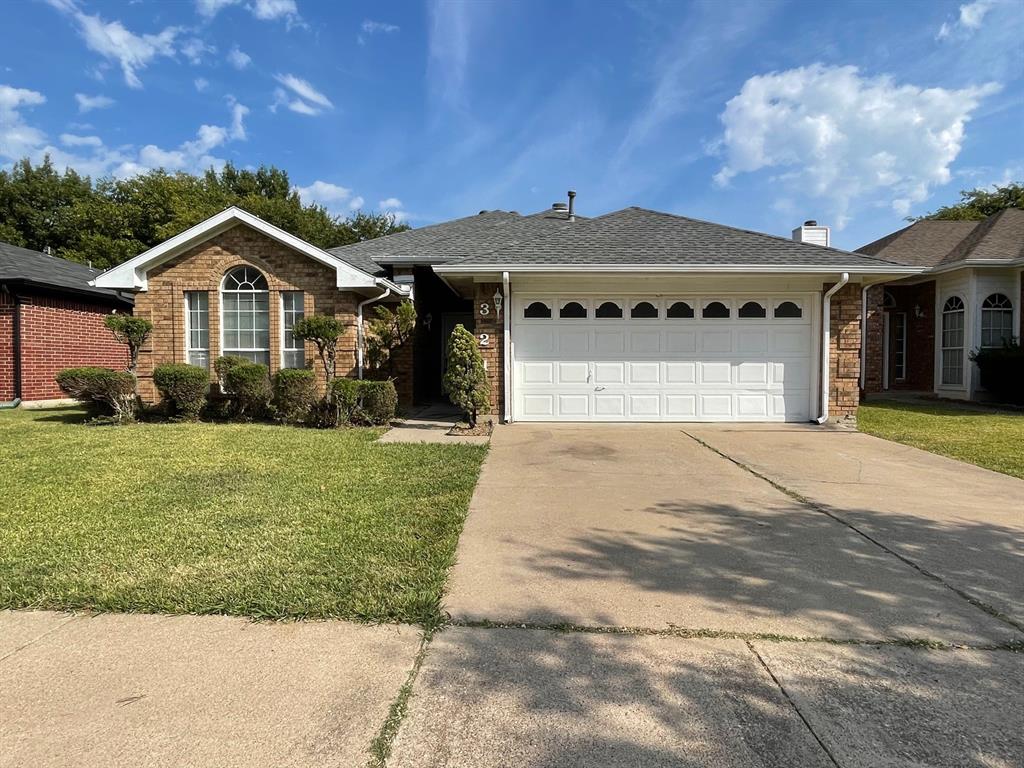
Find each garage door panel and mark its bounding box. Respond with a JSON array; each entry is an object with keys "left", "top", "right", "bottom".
[
  {"left": 700, "top": 361, "right": 732, "bottom": 385},
  {"left": 595, "top": 330, "right": 625, "bottom": 355},
  {"left": 701, "top": 330, "right": 732, "bottom": 353},
  {"left": 559, "top": 330, "right": 590, "bottom": 355},
  {"left": 629, "top": 394, "right": 661, "bottom": 417},
  {"left": 522, "top": 394, "right": 554, "bottom": 417},
  {"left": 737, "top": 361, "right": 769, "bottom": 385},
  {"left": 628, "top": 362, "right": 660, "bottom": 385},
  {"left": 665, "top": 394, "right": 697, "bottom": 417},
  {"left": 737, "top": 330, "right": 768, "bottom": 354},
  {"left": 558, "top": 362, "right": 589, "bottom": 384},
  {"left": 665, "top": 362, "right": 696, "bottom": 384},
  {"left": 593, "top": 362, "right": 624, "bottom": 385},
  {"left": 629, "top": 331, "right": 661, "bottom": 354},
  {"left": 773, "top": 360, "right": 808, "bottom": 385},
  {"left": 700, "top": 394, "right": 733, "bottom": 418},
  {"left": 772, "top": 331, "right": 806, "bottom": 354},
  {"left": 666, "top": 331, "right": 696, "bottom": 354},
  {"left": 736, "top": 394, "right": 769, "bottom": 418},
  {"left": 518, "top": 327, "right": 555, "bottom": 355},
  {"left": 521, "top": 362, "right": 554, "bottom": 384},
  {"left": 594, "top": 394, "right": 625, "bottom": 417},
  {"left": 558, "top": 394, "right": 590, "bottom": 417}
]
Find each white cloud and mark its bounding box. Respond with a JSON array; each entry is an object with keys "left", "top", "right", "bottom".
[
  {"left": 75, "top": 92, "right": 114, "bottom": 112},
  {"left": 427, "top": 0, "right": 472, "bottom": 110},
  {"left": 194, "top": 77, "right": 209, "bottom": 92},
  {"left": 938, "top": 0, "right": 999, "bottom": 39},
  {"left": 227, "top": 45, "right": 251, "bottom": 70},
  {"left": 713, "top": 64, "right": 1000, "bottom": 224},
  {"left": 378, "top": 197, "right": 403, "bottom": 209},
  {"left": 359, "top": 19, "right": 399, "bottom": 44},
  {"left": 45, "top": 0, "right": 179, "bottom": 89},
  {"left": 60, "top": 133, "right": 103, "bottom": 147},
  {"left": 294, "top": 180, "right": 352, "bottom": 205},
  {"left": 227, "top": 97, "right": 248, "bottom": 140},
  {"left": 180, "top": 37, "right": 215, "bottom": 65},
  {"left": 196, "top": 0, "right": 300, "bottom": 25},
  {"left": 0, "top": 85, "right": 47, "bottom": 160},
  {"left": 271, "top": 74, "right": 332, "bottom": 116},
  {"left": 195, "top": 0, "right": 238, "bottom": 17},
  {"left": 348, "top": 195, "right": 364, "bottom": 210}
]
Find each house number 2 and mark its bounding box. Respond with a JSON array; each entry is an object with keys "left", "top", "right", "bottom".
[
  {"left": 479, "top": 302, "right": 490, "bottom": 316},
  {"left": 479, "top": 333, "right": 490, "bottom": 346}
]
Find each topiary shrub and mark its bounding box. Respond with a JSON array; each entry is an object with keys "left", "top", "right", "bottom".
[
  {"left": 56, "top": 366, "right": 137, "bottom": 424},
  {"left": 272, "top": 368, "right": 317, "bottom": 425},
  {"left": 971, "top": 342, "right": 1024, "bottom": 404},
  {"left": 223, "top": 362, "right": 271, "bottom": 419},
  {"left": 292, "top": 315, "right": 346, "bottom": 383},
  {"left": 443, "top": 324, "right": 490, "bottom": 427},
  {"left": 153, "top": 363, "right": 209, "bottom": 420},
  {"left": 103, "top": 314, "right": 152, "bottom": 379},
  {"left": 214, "top": 355, "right": 250, "bottom": 389},
  {"left": 329, "top": 378, "right": 398, "bottom": 426}
]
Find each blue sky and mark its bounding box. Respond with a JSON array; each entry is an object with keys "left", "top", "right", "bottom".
[{"left": 1, "top": 0, "right": 1022, "bottom": 249}]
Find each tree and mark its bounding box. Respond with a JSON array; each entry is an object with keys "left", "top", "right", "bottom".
[
  {"left": 292, "top": 315, "right": 346, "bottom": 383},
  {"left": 443, "top": 324, "right": 490, "bottom": 428},
  {"left": 366, "top": 301, "right": 416, "bottom": 377},
  {"left": 912, "top": 182, "right": 1024, "bottom": 221},
  {"left": 103, "top": 314, "right": 153, "bottom": 379}
]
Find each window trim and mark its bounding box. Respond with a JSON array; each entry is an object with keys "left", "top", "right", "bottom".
[
  {"left": 630, "top": 300, "right": 659, "bottom": 319},
  {"left": 595, "top": 300, "right": 624, "bottom": 319},
  {"left": 940, "top": 294, "right": 966, "bottom": 387},
  {"left": 280, "top": 291, "right": 306, "bottom": 369},
  {"left": 738, "top": 300, "right": 767, "bottom": 319},
  {"left": 666, "top": 300, "right": 694, "bottom": 319},
  {"left": 980, "top": 293, "right": 1014, "bottom": 349},
  {"left": 523, "top": 300, "right": 552, "bottom": 319},
  {"left": 558, "top": 299, "right": 589, "bottom": 319},
  {"left": 773, "top": 300, "right": 803, "bottom": 319},
  {"left": 184, "top": 290, "right": 210, "bottom": 369},
  {"left": 701, "top": 300, "right": 731, "bottom": 319},
  {"left": 220, "top": 265, "right": 271, "bottom": 366}
]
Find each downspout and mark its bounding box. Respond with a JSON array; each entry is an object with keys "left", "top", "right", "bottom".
[
  {"left": 816, "top": 272, "right": 850, "bottom": 424},
  {"left": 357, "top": 286, "right": 392, "bottom": 379},
  {"left": 502, "top": 271, "right": 511, "bottom": 423}
]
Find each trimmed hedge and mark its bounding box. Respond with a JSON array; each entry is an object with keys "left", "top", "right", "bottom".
[
  {"left": 971, "top": 343, "right": 1024, "bottom": 404},
  {"left": 214, "top": 355, "right": 250, "bottom": 388},
  {"left": 223, "top": 362, "right": 271, "bottom": 419},
  {"left": 56, "top": 366, "right": 137, "bottom": 423},
  {"left": 272, "top": 368, "right": 317, "bottom": 425},
  {"left": 330, "top": 378, "right": 398, "bottom": 426},
  {"left": 153, "top": 363, "right": 209, "bottom": 420}
]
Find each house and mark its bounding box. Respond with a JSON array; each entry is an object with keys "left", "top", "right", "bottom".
[
  {"left": 859, "top": 209, "right": 1023, "bottom": 401},
  {"left": 93, "top": 199, "right": 922, "bottom": 423},
  {"left": 1, "top": 241, "right": 133, "bottom": 407}
]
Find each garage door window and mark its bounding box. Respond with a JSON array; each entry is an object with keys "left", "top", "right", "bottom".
[
  {"left": 524, "top": 301, "right": 551, "bottom": 318},
  {"left": 560, "top": 301, "right": 587, "bottom": 319},
  {"left": 631, "top": 301, "right": 658, "bottom": 319},
  {"left": 596, "top": 301, "right": 622, "bottom": 318},
  {"left": 667, "top": 301, "right": 694, "bottom": 319},
  {"left": 738, "top": 301, "right": 766, "bottom": 318},
  {"left": 774, "top": 301, "right": 802, "bottom": 318},
  {"left": 703, "top": 301, "right": 730, "bottom": 319}
]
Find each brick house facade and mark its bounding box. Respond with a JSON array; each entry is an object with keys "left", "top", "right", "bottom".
[{"left": 1, "top": 241, "right": 131, "bottom": 404}]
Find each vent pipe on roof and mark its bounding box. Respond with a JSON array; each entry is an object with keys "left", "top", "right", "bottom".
[{"left": 567, "top": 190, "right": 576, "bottom": 222}]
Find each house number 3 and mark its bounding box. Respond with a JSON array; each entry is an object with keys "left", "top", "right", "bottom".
[
  {"left": 479, "top": 333, "right": 490, "bottom": 346},
  {"left": 479, "top": 302, "right": 490, "bottom": 316}
]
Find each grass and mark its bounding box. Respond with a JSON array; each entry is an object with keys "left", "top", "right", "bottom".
[
  {"left": 859, "top": 399, "right": 1024, "bottom": 480},
  {"left": 0, "top": 407, "right": 487, "bottom": 624}
]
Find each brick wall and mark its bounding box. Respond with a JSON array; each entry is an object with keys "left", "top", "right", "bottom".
[
  {"left": 473, "top": 282, "right": 504, "bottom": 417},
  {"left": 9, "top": 292, "right": 128, "bottom": 401},
  {"left": 827, "top": 282, "right": 862, "bottom": 424},
  {"left": 0, "top": 291, "right": 14, "bottom": 401},
  {"left": 135, "top": 224, "right": 359, "bottom": 402},
  {"left": 862, "top": 285, "right": 884, "bottom": 395}
]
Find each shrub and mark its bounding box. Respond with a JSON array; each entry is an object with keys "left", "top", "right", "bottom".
[
  {"left": 56, "top": 366, "right": 137, "bottom": 423},
  {"left": 443, "top": 324, "right": 490, "bottom": 427},
  {"left": 214, "top": 355, "right": 250, "bottom": 388},
  {"left": 366, "top": 301, "right": 416, "bottom": 377},
  {"left": 272, "top": 368, "right": 317, "bottom": 425},
  {"left": 153, "top": 363, "right": 209, "bottom": 420},
  {"left": 223, "top": 362, "right": 271, "bottom": 419},
  {"left": 103, "top": 314, "right": 152, "bottom": 378},
  {"left": 971, "top": 342, "right": 1024, "bottom": 404},
  {"left": 292, "top": 315, "right": 346, "bottom": 383},
  {"left": 329, "top": 378, "right": 398, "bottom": 426}
]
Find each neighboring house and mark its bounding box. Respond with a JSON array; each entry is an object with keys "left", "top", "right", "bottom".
[
  {"left": 1, "top": 241, "right": 133, "bottom": 406},
  {"left": 93, "top": 201, "right": 920, "bottom": 423},
  {"left": 859, "top": 209, "right": 1023, "bottom": 401}
]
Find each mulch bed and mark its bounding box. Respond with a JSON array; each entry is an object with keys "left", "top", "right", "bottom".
[{"left": 447, "top": 419, "right": 494, "bottom": 437}]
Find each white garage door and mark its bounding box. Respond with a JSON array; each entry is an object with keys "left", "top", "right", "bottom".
[{"left": 512, "top": 296, "right": 813, "bottom": 422}]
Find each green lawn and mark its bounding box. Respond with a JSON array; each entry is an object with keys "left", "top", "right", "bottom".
[
  {"left": 859, "top": 399, "right": 1024, "bottom": 479},
  {"left": 0, "top": 408, "right": 486, "bottom": 624}
]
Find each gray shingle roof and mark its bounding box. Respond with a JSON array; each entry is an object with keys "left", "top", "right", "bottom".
[
  {"left": 0, "top": 240, "right": 131, "bottom": 303},
  {"left": 857, "top": 209, "right": 1024, "bottom": 267},
  {"left": 446, "top": 207, "right": 904, "bottom": 269}
]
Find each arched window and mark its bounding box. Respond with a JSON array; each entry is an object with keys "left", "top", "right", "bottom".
[
  {"left": 774, "top": 301, "right": 802, "bottom": 318},
  {"left": 941, "top": 296, "right": 965, "bottom": 386},
  {"left": 596, "top": 301, "right": 622, "bottom": 318},
  {"left": 981, "top": 293, "right": 1013, "bottom": 348},
  {"left": 882, "top": 290, "right": 897, "bottom": 310},
  {"left": 738, "top": 301, "right": 766, "bottom": 318},
  {"left": 702, "top": 301, "right": 730, "bottom": 319},
  {"left": 222, "top": 265, "right": 270, "bottom": 365},
  {"left": 524, "top": 301, "right": 551, "bottom": 318},
  {"left": 667, "top": 301, "right": 694, "bottom": 319},
  {"left": 559, "top": 301, "right": 587, "bottom": 319},
  {"left": 631, "top": 301, "right": 658, "bottom": 319}
]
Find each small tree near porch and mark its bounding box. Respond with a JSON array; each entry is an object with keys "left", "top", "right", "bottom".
[
  {"left": 366, "top": 301, "right": 416, "bottom": 378},
  {"left": 292, "top": 315, "right": 346, "bottom": 383},
  {"left": 443, "top": 324, "right": 490, "bottom": 428}
]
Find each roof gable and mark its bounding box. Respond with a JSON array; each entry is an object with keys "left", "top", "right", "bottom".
[{"left": 93, "top": 207, "right": 383, "bottom": 291}]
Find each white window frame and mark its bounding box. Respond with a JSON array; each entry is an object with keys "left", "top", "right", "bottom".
[
  {"left": 941, "top": 295, "right": 965, "bottom": 387},
  {"left": 220, "top": 266, "right": 271, "bottom": 366},
  {"left": 184, "top": 291, "right": 210, "bottom": 369},
  {"left": 980, "top": 293, "right": 1014, "bottom": 348},
  {"left": 280, "top": 291, "right": 306, "bottom": 369}
]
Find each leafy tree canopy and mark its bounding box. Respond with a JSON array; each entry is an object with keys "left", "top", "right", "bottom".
[
  {"left": 912, "top": 182, "right": 1024, "bottom": 222},
  {"left": 0, "top": 155, "right": 409, "bottom": 269}
]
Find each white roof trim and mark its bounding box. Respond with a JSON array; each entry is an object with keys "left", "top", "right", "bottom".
[
  {"left": 921, "top": 257, "right": 1024, "bottom": 276},
  {"left": 434, "top": 263, "right": 925, "bottom": 275},
  {"left": 91, "top": 207, "right": 380, "bottom": 291}
]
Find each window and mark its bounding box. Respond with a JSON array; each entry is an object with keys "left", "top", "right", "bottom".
[
  {"left": 185, "top": 291, "right": 209, "bottom": 369},
  {"left": 774, "top": 301, "right": 802, "bottom": 318},
  {"left": 667, "top": 301, "right": 694, "bottom": 319},
  {"left": 221, "top": 265, "right": 270, "bottom": 365},
  {"left": 702, "top": 301, "right": 730, "bottom": 319},
  {"left": 559, "top": 301, "right": 587, "bottom": 318},
  {"left": 981, "top": 293, "right": 1013, "bottom": 348},
  {"left": 882, "top": 290, "right": 897, "bottom": 310},
  {"left": 596, "top": 301, "right": 622, "bottom": 318},
  {"left": 631, "top": 301, "right": 658, "bottom": 319},
  {"left": 281, "top": 292, "right": 305, "bottom": 368},
  {"left": 738, "top": 301, "right": 766, "bottom": 318},
  {"left": 892, "top": 312, "right": 907, "bottom": 382},
  {"left": 524, "top": 301, "right": 551, "bottom": 318},
  {"left": 941, "top": 296, "right": 965, "bottom": 386}
]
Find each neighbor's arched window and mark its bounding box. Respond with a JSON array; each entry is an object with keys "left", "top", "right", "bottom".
[
  {"left": 941, "top": 296, "right": 965, "bottom": 386},
  {"left": 981, "top": 293, "right": 1013, "bottom": 348},
  {"left": 221, "top": 265, "right": 270, "bottom": 365}
]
